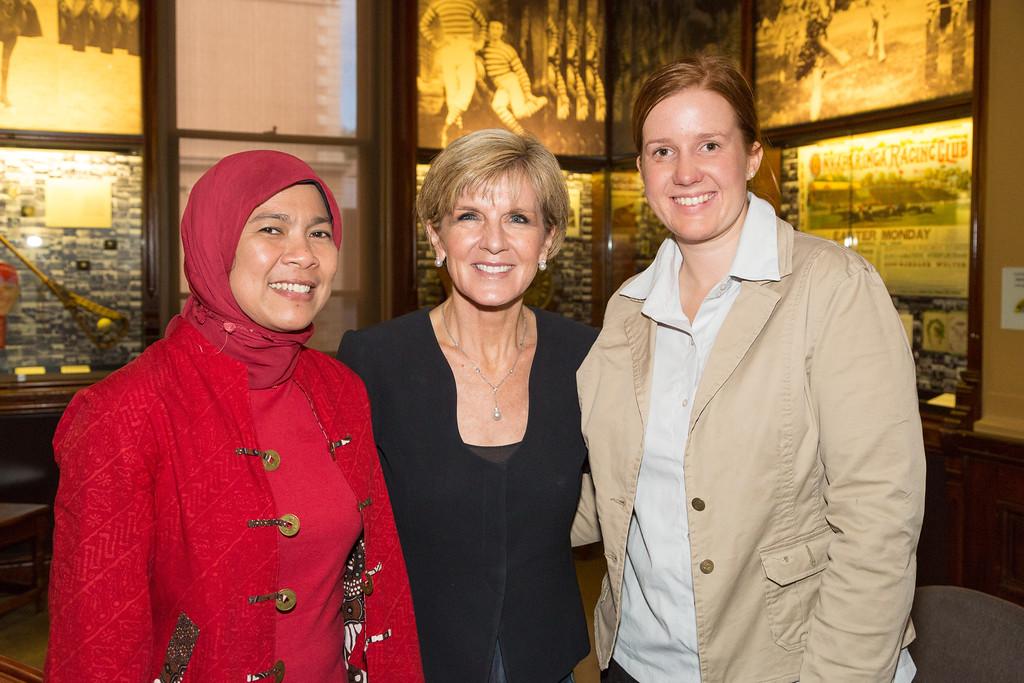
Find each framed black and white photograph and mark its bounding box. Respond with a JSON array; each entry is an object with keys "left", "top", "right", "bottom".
[
  {"left": 755, "top": 0, "right": 974, "bottom": 129},
  {"left": 610, "top": 0, "right": 741, "bottom": 156},
  {"left": 417, "top": 0, "right": 606, "bottom": 156},
  {"left": 0, "top": 0, "right": 141, "bottom": 135}
]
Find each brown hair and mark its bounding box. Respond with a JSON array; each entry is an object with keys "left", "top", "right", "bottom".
[
  {"left": 632, "top": 55, "right": 761, "bottom": 154},
  {"left": 417, "top": 129, "right": 569, "bottom": 258}
]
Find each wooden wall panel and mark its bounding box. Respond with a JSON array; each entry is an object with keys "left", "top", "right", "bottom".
[
  {"left": 996, "top": 500, "right": 1024, "bottom": 600},
  {"left": 939, "top": 429, "right": 1024, "bottom": 606}
]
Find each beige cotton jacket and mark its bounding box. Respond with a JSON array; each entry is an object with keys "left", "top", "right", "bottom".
[{"left": 573, "top": 219, "right": 925, "bottom": 682}]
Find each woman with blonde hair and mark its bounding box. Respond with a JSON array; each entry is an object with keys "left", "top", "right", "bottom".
[{"left": 340, "top": 129, "right": 593, "bottom": 682}]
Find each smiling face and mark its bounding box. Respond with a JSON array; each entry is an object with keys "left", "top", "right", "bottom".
[
  {"left": 427, "top": 174, "right": 554, "bottom": 310},
  {"left": 229, "top": 183, "right": 338, "bottom": 332},
  {"left": 638, "top": 87, "right": 762, "bottom": 248}
]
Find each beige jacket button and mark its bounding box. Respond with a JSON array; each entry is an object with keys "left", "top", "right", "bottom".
[
  {"left": 691, "top": 498, "right": 705, "bottom": 511},
  {"left": 276, "top": 588, "right": 296, "bottom": 612},
  {"left": 699, "top": 559, "right": 715, "bottom": 574}
]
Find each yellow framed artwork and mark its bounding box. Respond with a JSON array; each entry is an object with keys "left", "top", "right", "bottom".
[
  {"left": 0, "top": 1, "right": 141, "bottom": 135},
  {"left": 417, "top": 0, "right": 606, "bottom": 155},
  {"left": 756, "top": 0, "right": 974, "bottom": 128},
  {"left": 795, "top": 117, "right": 972, "bottom": 298}
]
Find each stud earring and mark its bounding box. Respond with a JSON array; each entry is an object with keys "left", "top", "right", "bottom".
[
  {"left": 538, "top": 259, "right": 547, "bottom": 271},
  {"left": 435, "top": 255, "right": 445, "bottom": 268}
]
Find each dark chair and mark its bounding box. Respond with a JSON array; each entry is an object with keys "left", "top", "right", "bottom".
[
  {"left": 909, "top": 585, "right": 1024, "bottom": 682},
  {"left": 0, "top": 503, "right": 49, "bottom": 617},
  {"left": 0, "top": 655, "right": 43, "bottom": 683}
]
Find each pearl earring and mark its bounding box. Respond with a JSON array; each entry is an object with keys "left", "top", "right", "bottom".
[
  {"left": 538, "top": 259, "right": 547, "bottom": 271},
  {"left": 435, "top": 255, "right": 445, "bottom": 268}
]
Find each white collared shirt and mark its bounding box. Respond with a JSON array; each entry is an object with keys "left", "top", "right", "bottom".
[{"left": 613, "top": 195, "right": 915, "bottom": 682}]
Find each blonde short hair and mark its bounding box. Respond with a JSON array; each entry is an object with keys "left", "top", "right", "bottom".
[{"left": 417, "top": 129, "right": 568, "bottom": 258}]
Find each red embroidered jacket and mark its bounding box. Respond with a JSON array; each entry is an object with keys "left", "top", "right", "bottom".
[{"left": 46, "top": 319, "right": 423, "bottom": 682}]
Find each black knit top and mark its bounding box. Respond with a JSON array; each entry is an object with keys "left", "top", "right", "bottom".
[{"left": 338, "top": 307, "right": 595, "bottom": 682}]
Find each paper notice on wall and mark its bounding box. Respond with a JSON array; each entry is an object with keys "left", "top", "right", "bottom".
[
  {"left": 1002, "top": 267, "right": 1024, "bottom": 331},
  {"left": 815, "top": 224, "right": 970, "bottom": 297},
  {"left": 45, "top": 178, "right": 113, "bottom": 228}
]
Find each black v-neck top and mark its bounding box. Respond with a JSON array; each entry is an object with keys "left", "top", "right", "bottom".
[{"left": 339, "top": 307, "right": 596, "bottom": 683}]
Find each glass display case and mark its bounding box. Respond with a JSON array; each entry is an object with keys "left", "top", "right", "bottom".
[
  {"left": 0, "top": 147, "right": 145, "bottom": 380},
  {"left": 0, "top": 0, "right": 142, "bottom": 135},
  {"left": 777, "top": 118, "right": 973, "bottom": 395}
]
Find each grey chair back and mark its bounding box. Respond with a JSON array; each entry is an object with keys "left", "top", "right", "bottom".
[{"left": 909, "top": 585, "right": 1024, "bottom": 682}]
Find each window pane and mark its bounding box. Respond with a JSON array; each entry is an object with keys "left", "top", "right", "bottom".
[
  {"left": 176, "top": 0, "right": 357, "bottom": 136},
  {"left": 0, "top": 147, "right": 144, "bottom": 375},
  {"left": 177, "top": 138, "right": 361, "bottom": 352}
]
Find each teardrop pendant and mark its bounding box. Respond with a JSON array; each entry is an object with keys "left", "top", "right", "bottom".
[{"left": 492, "top": 405, "right": 502, "bottom": 421}]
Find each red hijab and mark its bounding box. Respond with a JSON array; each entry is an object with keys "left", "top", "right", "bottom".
[{"left": 178, "top": 150, "right": 342, "bottom": 389}]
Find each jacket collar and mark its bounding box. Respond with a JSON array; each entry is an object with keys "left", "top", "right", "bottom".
[
  {"left": 613, "top": 196, "right": 793, "bottom": 432},
  {"left": 619, "top": 193, "right": 782, "bottom": 307}
]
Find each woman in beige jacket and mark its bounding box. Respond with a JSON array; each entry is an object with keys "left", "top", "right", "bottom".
[{"left": 573, "top": 56, "right": 925, "bottom": 682}]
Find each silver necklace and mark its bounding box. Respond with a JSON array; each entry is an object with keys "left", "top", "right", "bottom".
[{"left": 441, "top": 303, "right": 527, "bottom": 421}]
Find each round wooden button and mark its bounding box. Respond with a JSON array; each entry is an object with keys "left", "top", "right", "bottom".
[
  {"left": 275, "top": 588, "right": 296, "bottom": 612},
  {"left": 262, "top": 450, "right": 281, "bottom": 472},
  {"left": 278, "top": 514, "right": 300, "bottom": 537}
]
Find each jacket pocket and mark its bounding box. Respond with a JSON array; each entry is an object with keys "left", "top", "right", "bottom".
[{"left": 758, "top": 528, "right": 833, "bottom": 651}]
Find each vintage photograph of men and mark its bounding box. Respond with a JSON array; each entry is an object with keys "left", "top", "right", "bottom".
[
  {"left": 417, "top": 0, "right": 606, "bottom": 156},
  {"left": 755, "top": 0, "right": 974, "bottom": 129},
  {"left": 0, "top": 0, "right": 140, "bottom": 134},
  {"left": 609, "top": 0, "right": 741, "bottom": 156}
]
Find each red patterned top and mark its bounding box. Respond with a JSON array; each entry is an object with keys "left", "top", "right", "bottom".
[
  {"left": 250, "top": 381, "right": 362, "bottom": 680},
  {"left": 46, "top": 317, "right": 423, "bottom": 682}
]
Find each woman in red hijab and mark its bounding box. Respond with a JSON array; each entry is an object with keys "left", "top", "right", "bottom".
[{"left": 46, "top": 151, "right": 423, "bottom": 683}]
